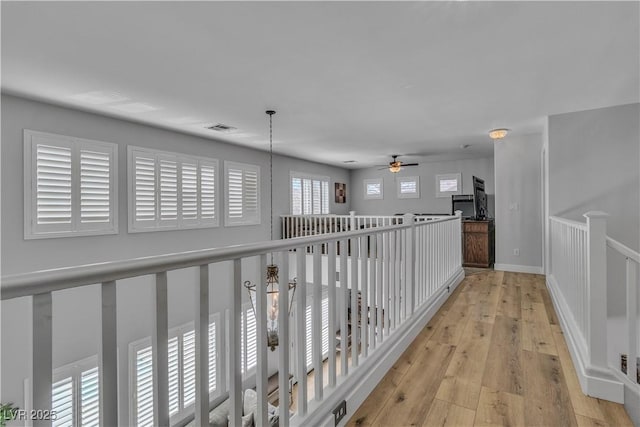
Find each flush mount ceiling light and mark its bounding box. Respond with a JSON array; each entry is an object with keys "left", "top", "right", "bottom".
[{"left": 488, "top": 128, "right": 509, "bottom": 140}]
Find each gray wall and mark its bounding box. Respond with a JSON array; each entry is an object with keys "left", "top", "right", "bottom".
[
  {"left": 549, "top": 103, "right": 640, "bottom": 252},
  {"left": 494, "top": 133, "right": 543, "bottom": 271},
  {"left": 1, "top": 94, "right": 352, "bottom": 274},
  {"left": 349, "top": 157, "right": 494, "bottom": 217},
  {"left": 0, "top": 94, "right": 351, "bottom": 423}
]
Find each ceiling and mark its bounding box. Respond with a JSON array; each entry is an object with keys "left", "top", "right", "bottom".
[{"left": 2, "top": 1, "right": 638, "bottom": 168}]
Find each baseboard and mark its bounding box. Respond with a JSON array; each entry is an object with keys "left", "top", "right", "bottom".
[
  {"left": 546, "top": 274, "right": 624, "bottom": 403},
  {"left": 291, "top": 267, "right": 465, "bottom": 427},
  {"left": 494, "top": 263, "right": 543, "bottom": 275}
]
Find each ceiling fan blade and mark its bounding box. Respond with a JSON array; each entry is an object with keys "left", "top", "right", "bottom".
[{"left": 402, "top": 163, "right": 420, "bottom": 166}]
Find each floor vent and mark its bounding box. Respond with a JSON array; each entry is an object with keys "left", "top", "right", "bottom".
[{"left": 620, "top": 354, "right": 640, "bottom": 383}]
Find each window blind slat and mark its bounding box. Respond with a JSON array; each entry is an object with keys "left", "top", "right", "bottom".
[
  {"left": 36, "top": 144, "right": 72, "bottom": 225},
  {"left": 80, "top": 150, "right": 111, "bottom": 223},
  {"left": 80, "top": 367, "right": 100, "bottom": 427}
]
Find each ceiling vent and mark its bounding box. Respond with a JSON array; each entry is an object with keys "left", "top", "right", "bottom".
[{"left": 205, "top": 123, "right": 237, "bottom": 132}]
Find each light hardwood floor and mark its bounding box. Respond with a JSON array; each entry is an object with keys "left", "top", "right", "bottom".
[{"left": 346, "top": 271, "right": 633, "bottom": 427}]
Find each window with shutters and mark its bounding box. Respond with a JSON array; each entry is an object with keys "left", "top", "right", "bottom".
[
  {"left": 397, "top": 176, "right": 420, "bottom": 199},
  {"left": 24, "top": 130, "right": 118, "bottom": 239},
  {"left": 128, "top": 146, "right": 219, "bottom": 232},
  {"left": 240, "top": 304, "right": 257, "bottom": 375},
  {"left": 304, "top": 293, "right": 330, "bottom": 370},
  {"left": 363, "top": 178, "right": 383, "bottom": 200},
  {"left": 290, "top": 172, "right": 330, "bottom": 215},
  {"left": 130, "top": 314, "right": 220, "bottom": 426},
  {"left": 224, "top": 161, "right": 260, "bottom": 226},
  {"left": 50, "top": 356, "right": 100, "bottom": 427}
]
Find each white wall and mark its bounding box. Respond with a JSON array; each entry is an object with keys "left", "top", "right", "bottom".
[
  {"left": 548, "top": 103, "right": 640, "bottom": 318},
  {"left": 349, "top": 157, "right": 495, "bottom": 217},
  {"left": 494, "top": 133, "right": 544, "bottom": 272},
  {"left": 548, "top": 103, "right": 640, "bottom": 252},
  {"left": 0, "top": 94, "right": 352, "bottom": 422}
]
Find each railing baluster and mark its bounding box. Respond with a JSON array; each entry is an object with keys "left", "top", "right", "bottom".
[
  {"left": 278, "top": 251, "right": 291, "bottom": 426},
  {"left": 328, "top": 240, "right": 337, "bottom": 387},
  {"left": 360, "top": 235, "right": 369, "bottom": 357},
  {"left": 296, "top": 247, "right": 308, "bottom": 415},
  {"left": 229, "top": 260, "right": 242, "bottom": 427},
  {"left": 100, "top": 281, "right": 118, "bottom": 427},
  {"left": 369, "top": 233, "right": 377, "bottom": 350},
  {"left": 152, "top": 272, "right": 169, "bottom": 427},
  {"left": 389, "top": 230, "right": 396, "bottom": 330},
  {"left": 256, "top": 255, "right": 269, "bottom": 426},
  {"left": 195, "top": 265, "right": 210, "bottom": 426},
  {"left": 33, "top": 292, "right": 52, "bottom": 427},
  {"left": 340, "top": 238, "right": 349, "bottom": 377},
  {"left": 376, "top": 233, "right": 384, "bottom": 343},
  {"left": 351, "top": 237, "right": 360, "bottom": 366},
  {"left": 312, "top": 245, "right": 323, "bottom": 401},
  {"left": 626, "top": 258, "right": 637, "bottom": 384}
]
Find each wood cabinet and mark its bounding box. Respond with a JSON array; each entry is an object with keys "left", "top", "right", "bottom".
[{"left": 462, "top": 220, "right": 495, "bottom": 268}]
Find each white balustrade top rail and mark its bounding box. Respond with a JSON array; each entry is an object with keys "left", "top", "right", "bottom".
[
  {"left": 607, "top": 237, "right": 640, "bottom": 264},
  {"left": 2, "top": 221, "right": 433, "bottom": 301}
]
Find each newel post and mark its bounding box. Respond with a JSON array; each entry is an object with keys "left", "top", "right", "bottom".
[
  {"left": 404, "top": 213, "right": 416, "bottom": 314},
  {"left": 584, "top": 211, "right": 609, "bottom": 369},
  {"left": 349, "top": 210, "right": 356, "bottom": 231}
]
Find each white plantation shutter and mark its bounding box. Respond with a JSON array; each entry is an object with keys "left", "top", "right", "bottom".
[
  {"left": 208, "top": 321, "right": 217, "bottom": 393},
  {"left": 225, "top": 161, "right": 261, "bottom": 226},
  {"left": 135, "top": 346, "right": 154, "bottom": 427},
  {"left": 129, "top": 147, "right": 219, "bottom": 231},
  {"left": 240, "top": 306, "right": 257, "bottom": 374},
  {"left": 290, "top": 172, "right": 330, "bottom": 215},
  {"left": 80, "top": 367, "right": 100, "bottom": 427},
  {"left": 168, "top": 337, "right": 180, "bottom": 416},
  {"left": 181, "top": 162, "right": 198, "bottom": 221},
  {"left": 291, "top": 177, "right": 302, "bottom": 215},
  {"left": 200, "top": 163, "right": 216, "bottom": 221},
  {"left": 398, "top": 176, "right": 419, "bottom": 199},
  {"left": 159, "top": 159, "right": 178, "bottom": 223},
  {"left": 182, "top": 331, "right": 196, "bottom": 407},
  {"left": 25, "top": 130, "right": 118, "bottom": 239},
  {"left": 52, "top": 376, "right": 74, "bottom": 427},
  {"left": 304, "top": 295, "right": 329, "bottom": 369},
  {"left": 37, "top": 144, "right": 72, "bottom": 226},
  {"left": 80, "top": 150, "right": 111, "bottom": 224},
  {"left": 321, "top": 181, "right": 329, "bottom": 214}
]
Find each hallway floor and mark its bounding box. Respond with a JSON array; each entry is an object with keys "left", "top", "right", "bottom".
[{"left": 346, "top": 271, "right": 633, "bottom": 427}]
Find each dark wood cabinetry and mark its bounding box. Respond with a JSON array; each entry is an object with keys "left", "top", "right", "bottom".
[{"left": 462, "top": 220, "right": 495, "bottom": 268}]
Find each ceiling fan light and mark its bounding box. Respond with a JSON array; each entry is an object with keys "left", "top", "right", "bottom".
[
  {"left": 389, "top": 163, "right": 402, "bottom": 173},
  {"left": 489, "top": 128, "right": 509, "bottom": 140}
]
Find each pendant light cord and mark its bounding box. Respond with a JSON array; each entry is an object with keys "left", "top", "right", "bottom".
[{"left": 267, "top": 110, "right": 276, "bottom": 265}]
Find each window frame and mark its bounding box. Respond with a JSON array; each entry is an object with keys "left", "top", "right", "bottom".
[
  {"left": 435, "top": 173, "right": 462, "bottom": 198},
  {"left": 127, "top": 146, "right": 220, "bottom": 233},
  {"left": 50, "top": 355, "right": 100, "bottom": 427},
  {"left": 289, "top": 171, "right": 331, "bottom": 215},
  {"left": 24, "top": 129, "right": 118, "bottom": 239},
  {"left": 397, "top": 176, "right": 420, "bottom": 199},
  {"left": 363, "top": 178, "right": 383, "bottom": 200},
  {"left": 129, "top": 313, "right": 221, "bottom": 426},
  {"left": 224, "top": 161, "right": 261, "bottom": 227}
]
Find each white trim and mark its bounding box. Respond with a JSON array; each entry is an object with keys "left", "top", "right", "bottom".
[
  {"left": 24, "top": 129, "right": 119, "bottom": 239},
  {"left": 397, "top": 176, "right": 420, "bottom": 199},
  {"left": 546, "top": 274, "right": 624, "bottom": 403},
  {"left": 435, "top": 173, "right": 462, "bottom": 198},
  {"left": 363, "top": 178, "right": 383, "bottom": 200},
  {"left": 494, "top": 264, "right": 544, "bottom": 274}
]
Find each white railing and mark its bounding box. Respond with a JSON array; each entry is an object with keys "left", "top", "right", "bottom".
[
  {"left": 281, "top": 211, "right": 449, "bottom": 239},
  {"left": 549, "top": 211, "right": 638, "bottom": 403},
  {"left": 606, "top": 237, "right": 640, "bottom": 386},
  {"left": 1, "top": 214, "right": 462, "bottom": 427}
]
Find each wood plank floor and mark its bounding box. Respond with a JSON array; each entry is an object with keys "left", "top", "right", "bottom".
[{"left": 346, "top": 271, "right": 633, "bottom": 427}]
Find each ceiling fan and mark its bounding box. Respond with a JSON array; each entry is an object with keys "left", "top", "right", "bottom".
[{"left": 378, "top": 155, "right": 419, "bottom": 173}]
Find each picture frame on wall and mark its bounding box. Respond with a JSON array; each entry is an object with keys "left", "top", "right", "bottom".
[{"left": 335, "top": 182, "right": 346, "bottom": 203}]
